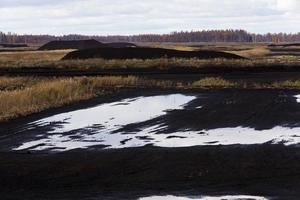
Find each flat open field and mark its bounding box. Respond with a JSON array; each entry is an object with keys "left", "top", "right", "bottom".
[
  {"left": 0, "top": 42, "right": 300, "bottom": 122},
  {"left": 0, "top": 43, "right": 299, "bottom": 76},
  {"left": 0, "top": 42, "right": 300, "bottom": 199}
]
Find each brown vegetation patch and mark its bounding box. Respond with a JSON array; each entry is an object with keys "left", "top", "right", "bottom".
[{"left": 0, "top": 50, "right": 72, "bottom": 63}]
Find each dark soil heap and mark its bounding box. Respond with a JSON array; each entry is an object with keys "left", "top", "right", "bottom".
[
  {"left": 63, "top": 47, "right": 245, "bottom": 60},
  {"left": 105, "top": 42, "right": 137, "bottom": 48},
  {"left": 39, "top": 40, "right": 137, "bottom": 51},
  {"left": 269, "top": 43, "right": 300, "bottom": 47},
  {"left": 0, "top": 43, "right": 28, "bottom": 48},
  {"left": 38, "top": 39, "right": 107, "bottom": 50}
]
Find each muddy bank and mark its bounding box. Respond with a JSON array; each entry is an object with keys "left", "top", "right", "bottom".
[{"left": 0, "top": 145, "right": 299, "bottom": 199}]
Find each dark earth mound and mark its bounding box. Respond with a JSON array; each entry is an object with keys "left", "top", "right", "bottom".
[
  {"left": 38, "top": 39, "right": 107, "bottom": 50},
  {"left": 38, "top": 40, "right": 137, "bottom": 50},
  {"left": 62, "top": 47, "right": 245, "bottom": 60},
  {"left": 269, "top": 43, "right": 300, "bottom": 47},
  {"left": 105, "top": 42, "right": 137, "bottom": 48},
  {"left": 0, "top": 43, "right": 28, "bottom": 48}
]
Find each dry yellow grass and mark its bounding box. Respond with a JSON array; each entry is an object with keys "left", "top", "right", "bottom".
[
  {"left": 0, "top": 76, "right": 42, "bottom": 91},
  {"left": 255, "top": 80, "right": 300, "bottom": 89},
  {"left": 228, "top": 47, "right": 271, "bottom": 58},
  {"left": 0, "top": 76, "right": 176, "bottom": 122},
  {"left": 274, "top": 80, "right": 300, "bottom": 88},
  {"left": 1, "top": 55, "right": 299, "bottom": 70},
  {"left": 0, "top": 50, "right": 73, "bottom": 63},
  {"left": 0, "top": 78, "right": 94, "bottom": 121},
  {"left": 0, "top": 44, "right": 299, "bottom": 70},
  {"left": 192, "top": 77, "right": 236, "bottom": 88},
  {"left": 153, "top": 44, "right": 198, "bottom": 51}
]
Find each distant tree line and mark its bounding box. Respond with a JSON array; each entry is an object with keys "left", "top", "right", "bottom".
[{"left": 1, "top": 30, "right": 300, "bottom": 45}]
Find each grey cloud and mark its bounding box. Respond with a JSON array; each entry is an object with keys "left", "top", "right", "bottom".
[
  {"left": 0, "top": 0, "right": 299, "bottom": 35},
  {"left": 0, "top": 0, "right": 75, "bottom": 7}
]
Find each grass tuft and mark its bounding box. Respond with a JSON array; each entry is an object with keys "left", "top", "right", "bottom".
[{"left": 192, "top": 77, "right": 236, "bottom": 88}]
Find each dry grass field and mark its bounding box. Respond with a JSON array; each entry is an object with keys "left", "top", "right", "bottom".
[
  {"left": 0, "top": 43, "right": 300, "bottom": 121},
  {"left": 0, "top": 76, "right": 178, "bottom": 122},
  {"left": 0, "top": 50, "right": 72, "bottom": 62},
  {"left": 0, "top": 43, "right": 299, "bottom": 70},
  {"left": 0, "top": 55, "right": 300, "bottom": 71}
]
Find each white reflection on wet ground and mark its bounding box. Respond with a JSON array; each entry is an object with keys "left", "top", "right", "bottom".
[
  {"left": 14, "top": 94, "right": 196, "bottom": 151},
  {"left": 31, "top": 94, "right": 195, "bottom": 134},
  {"left": 139, "top": 195, "right": 269, "bottom": 200},
  {"left": 12, "top": 94, "right": 300, "bottom": 152},
  {"left": 294, "top": 94, "right": 300, "bottom": 103}
]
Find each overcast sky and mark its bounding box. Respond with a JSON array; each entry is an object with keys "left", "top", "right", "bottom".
[{"left": 0, "top": 0, "right": 299, "bottom": 35}]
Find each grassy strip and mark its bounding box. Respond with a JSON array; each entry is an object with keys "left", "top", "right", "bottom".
[
  {"left": 191, "top": 78, "right": 300, "bottom": 89},
  {"left": 0, "top": 76, "right": 177, "bottom": 122},
  {"left": 0, "top": 56, "right": 300, "bottom": 70},
  {"left": 192, "top": 78, "right": 300, "bottom": 89},
  {"left": 255, "top": 80, "right": 300, "bottom": 89},
  {"left": 0, "top": 76, "right": 43, "bottom": 91},
  {"left": 0, "top": 50, "right": 72, "bottom": 62},
  {"left": 0, "top": 78, "right": 94, "bottom": 121},
  {"left": 192, "top": 77, "right": 236, "bottom": 88}
]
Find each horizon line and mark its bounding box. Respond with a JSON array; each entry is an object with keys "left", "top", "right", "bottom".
[{"left": 1, "top": 29, "right": 300, "bottom": 37}]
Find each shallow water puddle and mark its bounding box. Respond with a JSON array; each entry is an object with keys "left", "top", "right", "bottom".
[
  {"left": 14, "top": 94, "right": 196, "bottom": 151},
  {"left": 139, "top": 195, "right": 269, "bottom": 200},
  {"left": 12, "top": 93, "right": 300, "bottom": 152},
  {"left": 31, "top": 94, "right": 195, "bottom": 134}
]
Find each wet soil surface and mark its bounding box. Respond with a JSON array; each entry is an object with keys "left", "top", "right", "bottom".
[
  {"left": 0, "top": 145, "right": 299, "bottom": 200},
  {"left": 0, "top": 90, "right": 300, "bottom": 199}
]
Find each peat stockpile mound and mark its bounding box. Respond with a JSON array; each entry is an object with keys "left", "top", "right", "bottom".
[
  {"left": 269, "top": 43, "right": 300, "bottom": 47},
  {"left": 105, "top": 42, "right": 137, "bottom": 48},
  {"left": 0, "top": 43, "right": 28, "bottom": 48},
  {"left": 63, "top": 47, "right": 244, "bottom": 60},
  {"left": 38, "top": 39, "right": 107, "bottom": 50},
  {"left": 39, "top": 40, "right": 137, "bottom": 50}
]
